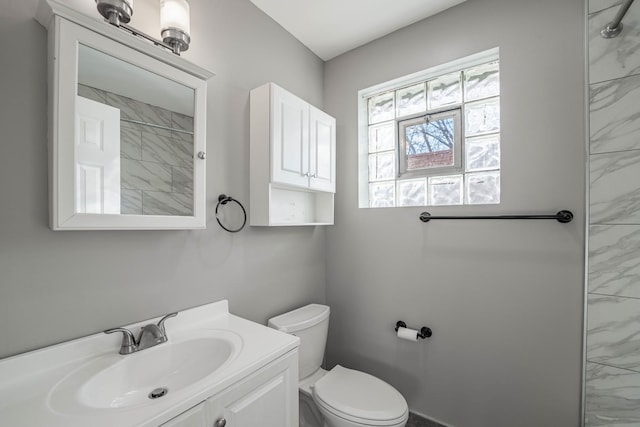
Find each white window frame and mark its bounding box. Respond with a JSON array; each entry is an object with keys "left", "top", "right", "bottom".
[
  {"left": 398, "top": 108, "right": 462, "bottom": 178},
  {"left": 358, "top": 47, "right": 500, "bottom": 209}
]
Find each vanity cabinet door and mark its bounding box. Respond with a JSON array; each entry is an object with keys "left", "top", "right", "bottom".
[
  {"left": 160, "top": 402, "right": 207, "bottom": 427},
  {"left": 207, "top": 350, "right": 298, "bottom": 427}
]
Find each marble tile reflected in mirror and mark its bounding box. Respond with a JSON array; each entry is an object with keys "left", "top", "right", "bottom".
[{"left": 76, "top": 44, "right": 196, "bottom": 217}]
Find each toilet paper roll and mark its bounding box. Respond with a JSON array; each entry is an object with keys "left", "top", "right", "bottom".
[{"left": 397, "top": 326, "right": 419, "bottom": 341}]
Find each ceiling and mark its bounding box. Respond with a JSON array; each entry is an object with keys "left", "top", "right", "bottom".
[{"left": 247, "top": 0, "right": 467, "bottom": 61}]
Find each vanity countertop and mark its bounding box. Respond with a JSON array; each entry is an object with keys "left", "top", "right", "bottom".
[{"left": 0, "top": 300, "right": 299, "bottom": 427}]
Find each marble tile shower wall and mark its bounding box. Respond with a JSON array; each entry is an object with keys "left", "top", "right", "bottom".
[
  {"left": 586, "top": 1, "right": 640, "bottom": 425},
  {"left": 78, "top": 84, "right": 194, "bottom": 216}
]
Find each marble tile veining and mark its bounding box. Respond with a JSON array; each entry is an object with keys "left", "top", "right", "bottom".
[
  {"left": 172, "top": 129, "right": 194, "bottom": 143},
  {"left": 120, "top": 127, "right": 142, "bottom": 160},
  {"left": 590, "top": 149, "right": 640, "bottom": 224},
  {"left": 142, "top": 191, "right": 193, "bottom": 216},
  {"left": 77, "top": 84, "right": 107, "bottom": 103},
  {"left": 589, "top": 4, "right": 640, "bottom": 84},
  {"left": 121, "top": 159, "right": 172, "bottom": 193},
  {"left": 121, "top": 189, "right": 142, "bottom": 215},
  {"left": 590, "top": 73, "right": 640, "bottom": 154},
  {"left": 587, "top": 294, "right": 640, "bottom": 372},
  {"left": 172, "top": 166, "right": 193, "bottom": 195},
  {"left": 106, "top": 92, "right": 172, "bottom": 128},
  {"left": 141, "top": 132, "right": 193, "bottom": 168},
  {"left": 585, "top": 362, "right": 640, "bottom": 426},
  {"left": 590, "top": 225, "right": 640, "bottom": 297},
  {"left": 172, "top": 112, "right": 194, "bottom": 132}
]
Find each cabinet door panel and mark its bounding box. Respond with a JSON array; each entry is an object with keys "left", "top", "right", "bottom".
[
  {"left": 225, "top": 375, "right": 288, "bottom": 426},
  {"left": 309, "top": 106, "right": 336, "bottom": 192},
  {"left": 271, "top": 86, "right": 309, "bottom": 188},
  {"left": 208, "top": 351, "right": 298, "bottom": 427},
  {"left": 160, "top": 402, "right": 207, "bottom": 427}
]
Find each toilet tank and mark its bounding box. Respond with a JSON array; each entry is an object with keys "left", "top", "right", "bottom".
[{"left": 268, "top": 304, "right": 330, "bottom": 380}]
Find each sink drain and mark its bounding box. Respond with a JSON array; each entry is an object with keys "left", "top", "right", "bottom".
[{"left": 148, "top": 387, "right": 169, "bottom": 399}]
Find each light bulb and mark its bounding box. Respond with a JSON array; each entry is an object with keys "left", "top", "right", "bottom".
[
  {"left": 161, "top": 0, "right": 190, "bottom": 36},
  {"left": 160, "top": 0, "right": 191, "bottom": 54}
]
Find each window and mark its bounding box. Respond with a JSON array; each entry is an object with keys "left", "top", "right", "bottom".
[
  {"left": 398, "top": 109, "right": 462, "bottom": 177},
  {"left": 359, "top": 49, "right": 500, "bottom": 208}
]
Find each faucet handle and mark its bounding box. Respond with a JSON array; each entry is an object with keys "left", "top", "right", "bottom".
[
  {"left": 104, "top": 327, "right": 137, "bottom": 354},
  {"left": 157, "top": 312, "right": 178, "bottom": 335}
]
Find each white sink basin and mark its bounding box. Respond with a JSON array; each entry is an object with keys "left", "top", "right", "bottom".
[{"left": 48, "top": 330, "right": 242, "bottom": 412}]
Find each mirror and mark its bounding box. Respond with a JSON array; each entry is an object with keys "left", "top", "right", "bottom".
[
  {"left": 76, "top": 44, "right": 195, "bottom": 217},
  {"left": 46, "top": 13, "right": 212, "bottom": 230}
]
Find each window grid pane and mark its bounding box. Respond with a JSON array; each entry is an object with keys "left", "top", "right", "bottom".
[
  {"left": 368, "top": 151, "right": 396, "bottom": 182},
  {"left": 397, "top": 179, "right": 427, "bottom": 207},
  {"left": 465, "top": 171, "right": 500, "bottom": 204},
  {"left": 396, "top": 83, "right": 426, "bottom": 118},
  {"left": 465, "top": 97, "right": 500, "bottom": 137},
  {"left": 429, "top": 175, "right": 463, "bottom": 205},
  {"left": 369, "top": 181, "right": 396, "bottom": 207},
  {"left": 464, "top": 61, "right": 500, "bottom": 102},
  {"left": 465, "top": 133, "right": 500, "bottom": 172},
  {"left": 428, "top": 71, "right": 462, "bottom": 110},
  {"left": 368, "top": 92, "right": 395, "bottom": 125},
  {"left": 368, "top": 122, "right": 395, "bottom": 153}
]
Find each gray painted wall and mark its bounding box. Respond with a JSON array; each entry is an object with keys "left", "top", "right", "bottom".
[
  {"left": 323, "top": 0, "right": 585, "bottom": 426},
  {"left": 0, "top": 0, "right": 326, "bottom": 359}
]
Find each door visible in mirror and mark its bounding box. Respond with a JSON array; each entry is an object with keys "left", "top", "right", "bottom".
[{"left": 76, "top": 44, "right": 196, "bottom": 217}]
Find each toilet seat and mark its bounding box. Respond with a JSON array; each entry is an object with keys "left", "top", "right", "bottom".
[{"left": 312, "top": 365, "right": 408, "bottom": 426}]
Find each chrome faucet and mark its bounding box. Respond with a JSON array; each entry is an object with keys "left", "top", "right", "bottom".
[{"left": 104, "top": 312, "right": 178, "bottom": 355}]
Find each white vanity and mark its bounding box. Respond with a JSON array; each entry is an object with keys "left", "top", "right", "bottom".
[{"left": 0, "top": 300, "right": 299, "bottom": 426}]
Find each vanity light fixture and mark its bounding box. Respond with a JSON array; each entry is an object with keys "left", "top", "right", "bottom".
[
  {"left": 160, "top": 0, "right": 191, "bottom": 54},
  {"left": 95, "top": 0, "right": 191, "bottom": 56},
  {"left": 95, "top": 0, "right": 133, "bottom": 26}
]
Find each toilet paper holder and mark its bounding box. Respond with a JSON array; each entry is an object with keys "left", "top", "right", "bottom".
[{"left": 395, "top": 321, "right": 432, "bottom": 339}]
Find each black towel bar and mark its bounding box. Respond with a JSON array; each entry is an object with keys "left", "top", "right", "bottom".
[{"left": 419, "top": 210, "right": 573, "bottom": 223}]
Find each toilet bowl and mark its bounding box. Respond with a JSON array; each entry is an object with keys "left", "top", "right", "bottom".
[{"left": 268, "top": 304, "right": 409, "bottom": 427}]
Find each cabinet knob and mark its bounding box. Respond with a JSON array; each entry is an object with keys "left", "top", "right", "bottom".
[
  {"left": 214, "top": 418, "right": 227, "bottom": 427},
  {"left": 197, "top": 151, "right": 206, "bottom": 160}
]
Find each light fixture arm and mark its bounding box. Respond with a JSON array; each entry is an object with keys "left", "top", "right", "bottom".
[
  {"left": 120, "top": 22, "right": 183, "bottom": 54},
  {"left": 95, "top": 0, "right": 190, "bottom": 56}
]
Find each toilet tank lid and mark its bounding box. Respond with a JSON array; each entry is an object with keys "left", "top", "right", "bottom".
[{"left": 267, "top": 304, "right": 330, "bottom": 333}]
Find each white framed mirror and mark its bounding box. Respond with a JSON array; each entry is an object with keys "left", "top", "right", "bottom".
[{"left": 40, "top": 2, "right": 213, "bottom": 230}]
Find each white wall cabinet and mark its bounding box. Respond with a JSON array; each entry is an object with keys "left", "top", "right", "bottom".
[
  {"left": 37, "top": 0, "right": 212, "bottom": 230},
  {"left": 161, "top": 350, "right": 298, "bottom": 427},
  {"left": 250, "top": 83, "right": 335, "bottom": 226}
]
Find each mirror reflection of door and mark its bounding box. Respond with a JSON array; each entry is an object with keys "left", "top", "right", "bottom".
[
  {"left": 75, "top": 96, "right": 121, "bottom": 214},
  {"left": 76, "top": 44, "right": 196, "bottom": 217}
]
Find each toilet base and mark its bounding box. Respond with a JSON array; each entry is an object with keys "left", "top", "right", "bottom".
[{"left": 300, "top": 388, "right": 324, "bottom": 427}]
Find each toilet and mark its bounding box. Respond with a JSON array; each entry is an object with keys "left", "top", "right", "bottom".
[{"left": 268, "top": 304, "right": 409, "bottom": 427}]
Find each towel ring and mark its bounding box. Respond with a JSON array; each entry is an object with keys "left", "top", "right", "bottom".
[{"left": 215, "top": 194, "right": 247, "bottom": 233}]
